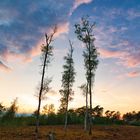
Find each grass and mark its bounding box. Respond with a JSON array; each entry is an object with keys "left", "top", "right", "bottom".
[{"left": 0, "top": 125, "right": 140, "bottom": 140}]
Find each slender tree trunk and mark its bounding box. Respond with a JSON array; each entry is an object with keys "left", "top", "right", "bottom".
[
  {"left": 64, "top": 41, "right": 73, "bottom": 131},
  {"left": 64, "top": 82, "right": 70, "bottom": 131},
  {"left": 84, "top": 82, "right": 88, "bottom": 131},
  {"left": 64, "top": 99, "right": 68, "bottom": 131},
  {"left": 89, "top": 77, "right": 92, "bottom": 135},
  {"left": 35, "top": 29, "right": 56, "bottom": 139},
  {"left": 35, "top": 44, "right": 48, "bottom": 140},
  {"left": 88, "top": 40, "right": 92, "bottom": 135}
]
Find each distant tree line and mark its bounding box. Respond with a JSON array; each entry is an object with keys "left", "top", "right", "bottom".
[{"left": 0, "top": 100, "right": 140, "bottom": 126}]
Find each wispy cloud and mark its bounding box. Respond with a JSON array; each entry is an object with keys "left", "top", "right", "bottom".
[
  {"left": 73, "top": 0, "right": 92, "bottom": 10},
  {"left": 99, "top": 45, "right": 140, "bottom": 68},
  {"left": 69, "top": 0, "right": 93, "bottom": 15},
  {"left": 95, "top": 24, "right": 140, "bottom": 69},
  {"left": 126, "top": 71, "right": 140, "bottom": 78},
  {"left": 100, "top": 6, "right": 140, "bottom": 21},
  {"left": 0, "top": 61, "right": 11, "bottom": 72},
  {"left": 122, "top": 50, "right": 140, "bottom": 68},
  {"left": 94, "top": 13, "right": 140, "bottom": 78},
  {"left": 127, "top": 9, "right": 140, "bottom": 20},
  {"left": 99, "top": 48, "right": 126, "bottom": 58}
]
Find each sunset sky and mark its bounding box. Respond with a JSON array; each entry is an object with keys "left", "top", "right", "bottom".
[{"left": 0, "top": 0, "right": 140, "bottom": 114}]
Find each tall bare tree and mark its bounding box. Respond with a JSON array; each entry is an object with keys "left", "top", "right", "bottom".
[
  {"left": 35, "top": 27, "right": 56, "bottom": 139},
  {"left": 59, "top": 40, "right": 75, "bottom": 131},
  {"left": 75, "top": 17, "right": 99, "bottom": 135}
]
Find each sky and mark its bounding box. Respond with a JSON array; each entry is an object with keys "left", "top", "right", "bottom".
[{"left": 0, "top": 0, "right": 140, "bottom": 114}]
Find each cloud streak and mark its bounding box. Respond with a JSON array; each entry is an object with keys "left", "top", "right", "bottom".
[
  {"left": 73, "top": 0, "right": 92, "bottom": 10},
  {"left": 99, "top": 44, "right": 140, "bottom": 69},
  {"left": 126, "top": 71, "right": 140, "bottom": 78},
  {"left": 0, "top": 61, "right": 11, "bottom": 72}
]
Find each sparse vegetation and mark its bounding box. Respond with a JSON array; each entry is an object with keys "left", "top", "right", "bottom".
[{"left": 0, "top": 125, "right": 140, "bottom": 140}]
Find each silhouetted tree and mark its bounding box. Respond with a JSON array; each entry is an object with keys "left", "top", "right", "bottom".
[
  {"left": 59, "top": 40, "right": 75, "bottom": 131},
  {"left": 135, "top": 111, "right": 140, "bottom": 121},
  {"left": 92, "top": 105, "right": 104, "bottom": 117},
  {"left": 75, "top": 106, "right": 86, "bottom": 117},
  {"left": 112, "top": 111, "right": 121, "bottom": 120},
  {"left": 42, "top": 104, "right": 55, "bottom": 115},
  {"left": 35, "top": 27, "right": 57, "bottom": 139},
  {"left": 123, "top": 111, "right": 140, "bottom": 122},
  {"left": 2, "top": 98, "right": 18, "bottom": 120},
  {"left": 0, "top": 103, "right": 6, "bottom": 117},
  {"left": 58, "top": 97, "right": 67, "bottom": 114},
  {"left": 105, "top": 110, "right": 115, "bottom": 119},
  {"left": 75, "top": 16, "right": 99, "bottom": 135},
  {"left": 105, "top": 110, "right": 110, "bottom": 118},
  {"left": 32, "top": 110, "right": 38, "bottom": 117}
]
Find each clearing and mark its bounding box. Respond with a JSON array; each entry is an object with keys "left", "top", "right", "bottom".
[{"left": 0, "top": 125, "right": 140, "bottom": 140}]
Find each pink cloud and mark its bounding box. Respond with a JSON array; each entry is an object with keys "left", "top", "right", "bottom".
[
  {"left": 95, "top": 25, "right": 140, "bottom": 69},
  {"left": 1, "top": 50, "right": 31, "bottom": 63},
  {"left": 99, "top": 46, "right": 140, "bottom": 69},
  {"left": 99, "top": 48, "right": 126, "bottom": 58},
  {"left": 122, "top": 54, "right": 140, "bottom": 68},
  {"left": 126, "top": 71, "right": 140, "bottom": 78}
]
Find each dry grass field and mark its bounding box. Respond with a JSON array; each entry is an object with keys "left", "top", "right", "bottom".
[{"left": 0, "top": 125, "right": 140, "bottom": 140}]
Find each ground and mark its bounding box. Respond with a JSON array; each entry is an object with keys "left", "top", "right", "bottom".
[{"left": 0, "top": 125, "right": 140, "bottom": 140}]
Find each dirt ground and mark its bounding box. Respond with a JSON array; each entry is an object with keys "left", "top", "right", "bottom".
[{"left": 0, "top": 125, "right": 140, "bottom": 140}]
